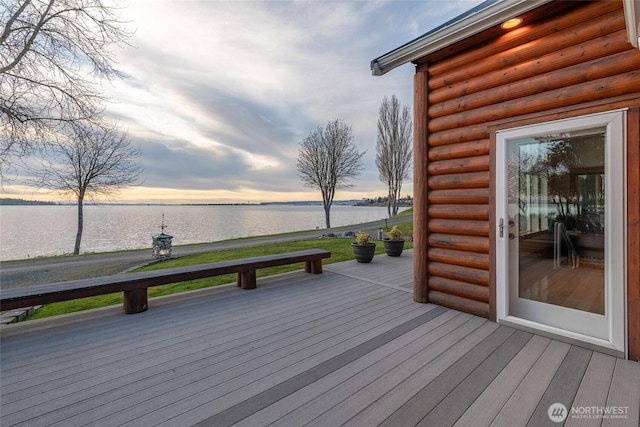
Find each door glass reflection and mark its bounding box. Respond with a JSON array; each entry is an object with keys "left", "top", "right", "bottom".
[{"left": 508, "top": 127, "right": 605, "bottom": 315}]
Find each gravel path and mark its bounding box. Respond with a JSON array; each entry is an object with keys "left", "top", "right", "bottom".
[{"left": 0, "top": 216, "right": 412, "bottom": 289}]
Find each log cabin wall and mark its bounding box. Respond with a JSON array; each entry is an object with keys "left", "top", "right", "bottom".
[{"left": 412, "top": 0, "right": 640, "bottom": 355}]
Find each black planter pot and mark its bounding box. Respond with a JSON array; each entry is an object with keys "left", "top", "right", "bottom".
[
  {"left": 383, "top": 239, "right": 405, "bottom": 257},
  {"left": 352, "top": 242, "right": 376, "bottom": 263}
]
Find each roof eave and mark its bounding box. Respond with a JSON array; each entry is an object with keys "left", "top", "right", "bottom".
[{"left": 371, "top": 0, "right": 552, "bottom": 76}]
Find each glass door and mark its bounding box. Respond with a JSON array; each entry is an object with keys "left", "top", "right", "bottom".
[{"left": 496, "top": 111, "right": 625, "bottom": 353}]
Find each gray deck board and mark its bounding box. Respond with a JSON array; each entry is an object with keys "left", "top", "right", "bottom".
[
  {"left": 1, "top": 250, "right": 639, "bottom": 427},
  {"left": 274, "top": 314, "right": 487, "bottom": 427},
  {"left": 378, "top": 326, "right": 518, "bottom": 427},
  {"left": 14, "top": 298, "right": 414, "bottom": 424},
  {"left": 3, "top": 279, "right": 390, "bottom": 385},
  {"left": 124, "top": 306, "right": 435, "bottom": 426},
  {"left": 566, "top": 351, "right": 616, "bottom": 427},
  {"left": 233, "top": 309, "right": 469, "bottom": 427},
  {"left": 454, "top": 334, "right": 553, "bottom": 426},
  {"left": 67, "top": 291, "right": 431, "bottom": 425},
  {"left": 195, "top": 307, "right": 449, "bottom": 427},
  {"left": 15, "top": 283, "right": 415, "bottom": 425},
  {"left": 325, "top": 251, "right": 414, "bottom": 292},
  {"left": 490, "top": 339, "right": 571, "bottom": 426},
  {"left": 603, "top": 358, "right": 640, "bottom": 426},
  {"left": 1, "top": 275, "right": 345, "bottom": 378},
  {"left": 527, "top": 345, "right": 593, "bottom": 427},
  {"left": 328, "top": 319, "right": 498, "bottom": 427},
  {"left": 3, "top": 276, "right": 394, "bottom": 405},
  {"left": 417, "top": 329, "right": 533, "bottom": 426}
]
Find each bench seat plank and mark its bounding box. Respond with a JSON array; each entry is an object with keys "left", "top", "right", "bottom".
[{"left": 0, "top": 249, "right": 331, "bottom": 313}]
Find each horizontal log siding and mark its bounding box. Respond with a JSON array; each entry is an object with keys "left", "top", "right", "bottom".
[
  {"left": 429, "top": 71, "right": 640, "bottom": 133},
  {"left": 430, "top": 41, "right": 638, "bottom": 120},
  {"left": 426, "top": 1, "right": 624, "bottom": 90},
  {"left": 429, "top": 29, "right": 633, "bottom": 106},
  {"left": 416, "top": 0, "right": 640, "bottom": 321},
  {"left": 428, "top": 171, "right": 489, "bottom": 190},
  {"left": 428, "top": 219, "right": 489, "bottom": 237},
  {"left": 428, "top": 140, "right": 489, "bottom": 161}
]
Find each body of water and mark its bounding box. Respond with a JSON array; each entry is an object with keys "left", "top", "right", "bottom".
[{"left": 0, "top": 204, "right": 402, "bottom": 261}]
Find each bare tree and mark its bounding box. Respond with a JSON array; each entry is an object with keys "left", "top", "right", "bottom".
[
  {"left": 0, "top": 0, "right": 132, "bottom": 171},
  {"left": 376, "top": 95, "right": 412, "bottom": 217},
  {"left": 297, "top": 119, "right": 365, "bottom": 228},
  {"left": 34, "top": 122, "right": 142, "bottom": 255}
]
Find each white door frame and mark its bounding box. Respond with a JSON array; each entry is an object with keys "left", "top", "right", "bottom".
[{"left": 496, "top": 110, "right": 627, "bottom": 356}]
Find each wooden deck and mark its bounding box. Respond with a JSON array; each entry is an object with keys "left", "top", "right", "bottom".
[{"left": 1, "top": 250, "right": 638, "bottom": 426}]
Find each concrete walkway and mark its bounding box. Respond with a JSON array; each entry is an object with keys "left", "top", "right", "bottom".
[{"left": 0, "top": 215, "right": 412, "bottom": 289}]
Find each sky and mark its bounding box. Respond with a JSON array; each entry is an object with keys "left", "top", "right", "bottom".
[{"left": 5, "top": 0, "right": 484, "bottom": 204}]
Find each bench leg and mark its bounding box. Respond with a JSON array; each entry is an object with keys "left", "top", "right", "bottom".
[
  {"left": 240, "top": 270, "right": 257, "bottom": 289},
  {"left": 305, "top": 260, "right": 323, "bottom": 274},
  {"left": 124, "top": 289, "right": 148, "bottom": 314}
]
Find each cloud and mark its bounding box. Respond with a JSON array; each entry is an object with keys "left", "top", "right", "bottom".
[{"left": 5, "top": 0, "right": 484, "bottom": 203}]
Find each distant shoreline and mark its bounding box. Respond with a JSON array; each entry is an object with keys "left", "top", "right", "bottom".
[
  {"left": 0, "top": 198, "right": 413, "bottom": 207},
  {"left": 0, "top": 198, "right": 58, "bottom": 206}
]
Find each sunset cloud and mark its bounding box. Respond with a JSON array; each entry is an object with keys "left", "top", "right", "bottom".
[{"left": 4, "top": 0, "right": 484, "bottom": 203}]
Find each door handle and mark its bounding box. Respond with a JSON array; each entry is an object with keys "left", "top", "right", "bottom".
[
  {"left": 499, "top": 218, "right": 504, "bottom": 237},
  {"left": 509, "top": 233, "right": 516, "bottom": 240}
]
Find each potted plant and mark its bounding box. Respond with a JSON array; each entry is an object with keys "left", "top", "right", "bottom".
[
  {"left": 383, "top": 225, "right": 405, "bottom": 257},
  {"left": 352, "top": 231, "right": 376, "bottom": 263}
]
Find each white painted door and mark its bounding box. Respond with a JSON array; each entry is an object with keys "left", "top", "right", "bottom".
[{"left": 496, "top": 110, "right": 626, "bottom": 355}]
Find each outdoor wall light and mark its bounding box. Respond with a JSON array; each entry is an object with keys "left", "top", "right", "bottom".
[{"left": 501, "top": 17, "right": 523, "bottom": 30}]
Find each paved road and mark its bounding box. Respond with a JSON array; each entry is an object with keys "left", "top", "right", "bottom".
[{"left": 0, "top": 215, "right": 412, "bottom": 289}]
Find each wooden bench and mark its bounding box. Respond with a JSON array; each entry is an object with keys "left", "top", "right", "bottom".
[{"left": 0, "top": 249, "right": 331, "bottom": 315}]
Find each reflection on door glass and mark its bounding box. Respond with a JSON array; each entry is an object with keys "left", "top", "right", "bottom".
[{"left": 508, "top": 127, "right": 605, "bottom": 315}]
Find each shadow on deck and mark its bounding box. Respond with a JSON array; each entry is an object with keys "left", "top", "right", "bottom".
[{"left": 1, "top": 250, "right": 638, "bottom": 426}]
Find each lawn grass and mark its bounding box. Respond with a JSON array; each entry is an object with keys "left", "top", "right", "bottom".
[
  {"left": 397, "top": 207, "right": 413, "bottom": 217},
  {"left": 26, "top": 233, "right": 413, "bottom": 320}
]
